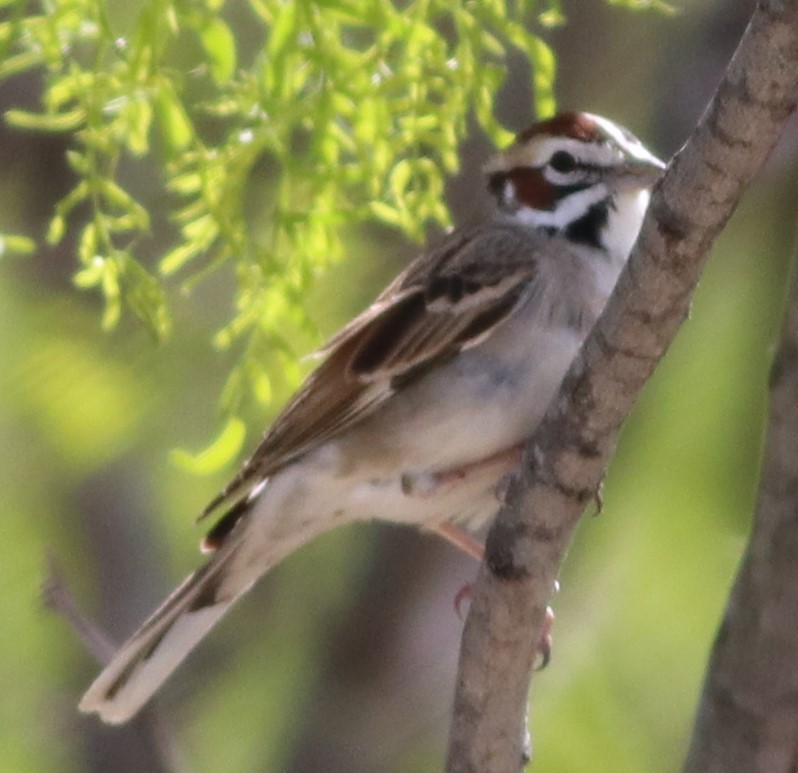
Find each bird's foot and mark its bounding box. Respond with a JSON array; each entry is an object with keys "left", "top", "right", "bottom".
[
  {"left": 452, "top": 581, "right": 555, "bottom": 669},
  {"left": 535, "top": 606, "right": 555, "bottom": 670}
]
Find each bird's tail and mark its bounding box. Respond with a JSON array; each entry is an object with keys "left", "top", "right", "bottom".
[{"left": 79, "top": 537, "right": 254, "bottom": 724}]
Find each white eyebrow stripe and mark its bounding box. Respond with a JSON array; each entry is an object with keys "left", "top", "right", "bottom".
[{"left": 510, "top": 137, "right": 617, "bottom": 169}]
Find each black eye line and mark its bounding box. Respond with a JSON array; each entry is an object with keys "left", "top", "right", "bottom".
[
  {"left": 542, "top": 159, "right": 604, "bottom": 180},
  {"left": 553, "top": 182, "right": 592, "bottom": 201},
  {"left": 486, "top": 171, "right": 508, "bottom": 196},
  {"left": 486, "top": 162, "right": 605, "bottom": 193}
]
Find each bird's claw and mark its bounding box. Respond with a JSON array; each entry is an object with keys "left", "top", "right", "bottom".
[
  {"left": 454, "top": 582, "right": 473, "bottom": 620},
  {"left": 534, "top": 606, "right": 555, "bottom": 670}
]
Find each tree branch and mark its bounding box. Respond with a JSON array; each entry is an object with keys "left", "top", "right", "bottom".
[
  {"left": 684, "top": 246, "right": 798, "bottom": 771},
  {"left": 446, "top": 2, "right": 798, "bottom": 771},
  {"left": 43, "top": 555, "right": 189, "bottom": 773},
  {"left": 42, "top": 553, "right": 117, "bottom": 665}
]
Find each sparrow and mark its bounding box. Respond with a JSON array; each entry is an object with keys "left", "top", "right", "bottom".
[{"left": 80, "top": 111, "right": 665, "bottom": 723}]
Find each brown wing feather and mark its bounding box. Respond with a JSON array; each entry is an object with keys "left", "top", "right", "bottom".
[{"left": 201, "top": 224, "right": 542, "bottom": 526}]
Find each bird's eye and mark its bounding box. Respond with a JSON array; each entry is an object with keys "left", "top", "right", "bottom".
[{"left": 548, "top": 151, "right": 577, "bottom": 173}]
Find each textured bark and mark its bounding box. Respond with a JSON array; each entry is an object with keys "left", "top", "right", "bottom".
[
  {"left": 446, "top": 1, "right": 798, "bottom": 771},
  {"left": 683, "top": 254, "right": 798, "bottom": 772}
]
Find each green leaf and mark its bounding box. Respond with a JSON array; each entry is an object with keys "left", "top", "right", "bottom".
[
  {"left": 171, "top": 416, "right": 247, "bottom": 475},
  {"left": 169, "top": 172, "right": 202, "bottom": 195},
  {"left": 389, "top": 159, "right": 412, "bottom": 200},
  {"left": 77, "top": 222, "right": 98, "bottom": 265},
  {"left": 46, "top": 215, "right": 65, "bottom": 246},
  {"left": 368, "top": 200, "right": 402, "bottom": 227},
  {"left": 530, "top": 37, "right": 557, "bottom": 118},
  {"left": 100, "top": 258, "right": 122, "bottom": 331},
  {"left": 155, "top": 86, "right": 193, "bottom": 152},
  {"left": 117, "top": 255, "right": 172, "bottom": 340},
  {"left": 125, "top": 98, "right": 153, "bottom": 156},
  {"left": 160, "top": 241, "right": 203, "bottom": 276},
  {"left": 539, "top": 0, "right": 566, "bottom": 27},
  {"left": 5, "top": 108, "right": 86, "bottom": 132},
  {"left": 267, "top": 2, "right": 297, "bottom": 59},
  {"left": 253, "top": 370, "right": 272, "bottom": 404},
  {"left": 0, "top": 233, "right": 35, "bottom": 257},
  {"left": 0, "top": 50, "right": 45, "bottom": 81},
  {"left": 65, "top": 150, "right": 88, "bottom": 174},
  {"left": 73, "top": 257, "right": 106, "bottom": 288},
  {"left": 607, "top": 0, "right": 678, "bottom": 13},
  {"left": 198, "top": 17, "right": 237, "bottom": 84}
]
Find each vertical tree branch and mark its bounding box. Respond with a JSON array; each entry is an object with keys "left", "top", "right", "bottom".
[
  {"left": 684, "top": 247, "right": 798, "bottom": 773},
  {"left": 446, "top": 2, "right": 798, "bottom": 771}
]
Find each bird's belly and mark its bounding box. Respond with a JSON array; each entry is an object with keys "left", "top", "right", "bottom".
[
  {"left": 356, "top": 323, "right": 584, "bottom": 471},
  {"left": 238, "top": 323, "right": 585, "bottom": 559},
  {"left": 311, "top": 321, "right": 585, "bottom": 528}
]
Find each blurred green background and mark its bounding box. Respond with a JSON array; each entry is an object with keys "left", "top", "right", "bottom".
[{"left": 2, "top": 1, "right": 797, "bottom": 772}]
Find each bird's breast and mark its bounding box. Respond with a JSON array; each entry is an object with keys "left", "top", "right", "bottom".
[{"left": 341, "top": 299, "right": 587, "bottom": 476}]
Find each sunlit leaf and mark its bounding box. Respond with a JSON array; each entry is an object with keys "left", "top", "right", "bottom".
[
  {"left": 6, "top": 108, "right": 85, "bottom": 132},
  {"left": 73, "top": 257, "right": 105, "bottom": 288},
  {"left": 198, "top": 17, "right": 237, "bottom": 84},
  {"left": 267, "top": 2, "right": 297, "bottom": 59},
  {"left": 124, "top": 98, "right": 153, "bottom": 156},
  {"left": 77, "top": 222, "right": 98, "bottom": 265},
  {"left": 119, "top": 256, "right": 172, "bottom": 340},
  {"left": 160, "top": 242, "right": 199, "bottom": 275},
  {"left": 171, "top": 416, "right": 247, "bottom": 474},
  {"left": 530, "top": 37, "right": 557, "bottom": 118},
  {"left": 607, "top": 0, "right": 678, "bottom": 13},
  {"left": 0, "top": 233, "right": 35, "bottom": 257},
  {"left": 100, "top": 259, "right": 122, "bottom": 331},
  {"left": 0, "top": 50, "right": 44, "bottom": 80},
  {"left": 155, "top": 86, "right": 193, "bottom": 151}
]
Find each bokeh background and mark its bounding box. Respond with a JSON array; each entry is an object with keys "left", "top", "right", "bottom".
[{"left": 2, "top": 1, "right": 797, "bottom": 771}]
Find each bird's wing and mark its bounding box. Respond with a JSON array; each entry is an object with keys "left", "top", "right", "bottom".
[{"left": 200, "top": 224, "right": 547, "bottom": 539}]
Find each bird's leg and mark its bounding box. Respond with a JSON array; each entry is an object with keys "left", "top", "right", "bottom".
[
  {"left": 409, "top": 444, "right": 557, "bottom": 665},
  {"left": 401, "top": 443, "right": 524, "bottom": 497},
  {"left": 431, "top": 522, "right": 485, "bottom": 561}
]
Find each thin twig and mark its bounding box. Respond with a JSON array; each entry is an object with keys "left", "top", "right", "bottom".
[
  {"left": 41, "top": 551, "right": 117, "bottom": 665},
  {"left": 42, "top": 552, "right": 190, "bottom": 773}
]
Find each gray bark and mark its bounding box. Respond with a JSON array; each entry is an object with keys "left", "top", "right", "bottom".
[{"left": 684, "top": 249, "right": 798, "bottom": 772}]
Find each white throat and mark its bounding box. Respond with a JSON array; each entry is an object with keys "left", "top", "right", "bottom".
[
  {"left": 502, "top": 183, "right": 651, "bottom": 267},
  {"left": 603, "top": 188, "right": 651, "bottom": 265}
]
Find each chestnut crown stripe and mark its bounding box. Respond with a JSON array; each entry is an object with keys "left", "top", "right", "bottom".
[{"left": 516, "top": 111, "right": 604, "bottom": 144}]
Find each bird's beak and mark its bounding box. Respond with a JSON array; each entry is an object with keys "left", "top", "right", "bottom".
[{"left": 609, "top": 155, "right": 667, "bottom": 192}]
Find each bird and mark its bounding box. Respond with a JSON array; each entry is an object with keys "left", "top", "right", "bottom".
[{"left": 80, "top": 111, "right": 665, "bottom": 724}]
